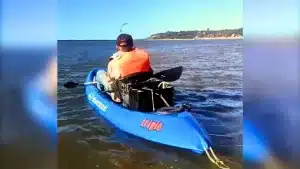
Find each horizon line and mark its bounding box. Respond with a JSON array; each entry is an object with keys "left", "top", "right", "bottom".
[
  {"left": 58, "top": 27, "right": 243, "bottom": 41},
  {"left": 57, "top": 39, "right": 146, "bottom": 41}
]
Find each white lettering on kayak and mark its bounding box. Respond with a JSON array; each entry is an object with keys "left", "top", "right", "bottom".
[{"left": 88, "top": 94, "right": 108, "bottom": 112}]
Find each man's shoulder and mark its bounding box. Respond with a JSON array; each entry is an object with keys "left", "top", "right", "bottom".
[
  {"left": 134, "top": 48, "right": 149, "bottom": 55},
  {"left": 135, "top": 47, "right": 145, "bottom": 51},
  {"left": 109, "top": 52, "right": 123, "bottom": 61}
]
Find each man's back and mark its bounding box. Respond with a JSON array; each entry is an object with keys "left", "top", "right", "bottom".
[
  {"left": 96, "top": 33, "right": 153, "bottom": 103},
  {"left": 108, "top": 48, "right": 152, "bottom": 80}
]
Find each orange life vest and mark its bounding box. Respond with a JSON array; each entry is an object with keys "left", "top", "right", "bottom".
[{"left": 108, "top": 48, "right": 151, "bottom": 79}]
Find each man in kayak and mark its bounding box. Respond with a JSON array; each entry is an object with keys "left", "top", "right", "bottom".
[{"left": 95, "top": 34, "right": 153, "bottom": 102}]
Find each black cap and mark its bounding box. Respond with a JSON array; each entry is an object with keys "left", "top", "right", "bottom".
[{"left": 116, "top": 34, "right": 133, "bottom": 47}]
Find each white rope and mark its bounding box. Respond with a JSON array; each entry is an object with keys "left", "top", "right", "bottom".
[
  {"left": 155, "top": 93, "right": 170, "bottom": 107},
  {"left": 204, "top": 147, "right": 230, "bottom": 169},
  {"left": 158, "top": 81, "right": 169, "bottom": 89},
  {"left": 202, "top": 145, "right": 230, "bottom": 169},
  {"left": 156, "top": 81, "right": 172, "bottom": 107},
  {"left": 143, "top": 87, "right": 155, "bottom": 111}
]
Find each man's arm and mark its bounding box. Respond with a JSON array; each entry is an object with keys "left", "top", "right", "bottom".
[{"left": 107, "top": 59, "right": 121, "bottom": 84}]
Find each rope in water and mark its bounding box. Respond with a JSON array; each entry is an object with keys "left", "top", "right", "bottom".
[
  {"left": 202, "top": 143, "right": 230, "bottom": 169},
  {"left": 204, "top": 147, "right": 230, "bottom": 169}
]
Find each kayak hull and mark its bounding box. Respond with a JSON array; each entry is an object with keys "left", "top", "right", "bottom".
[{"left": 85, "top": 68, "right": 211, "bottom": 154}]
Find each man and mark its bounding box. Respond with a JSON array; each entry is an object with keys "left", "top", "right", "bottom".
[{"left": 95, "top": 34, "right": 153, "bottom": 102}]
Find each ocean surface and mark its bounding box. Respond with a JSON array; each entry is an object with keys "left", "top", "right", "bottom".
[{"left": 58, "top": 39, "right": 243, "bottom": 169}]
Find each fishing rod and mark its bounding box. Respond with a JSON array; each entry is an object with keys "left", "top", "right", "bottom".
[{"left": 120, "top": 23, "right": 128, "bottom": 33}]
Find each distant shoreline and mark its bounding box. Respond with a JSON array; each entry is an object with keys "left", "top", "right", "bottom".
[
  {"left": 146, "top": 36, "right": 243, "bottom": 41},
  {"left": 58, "top": 36, "right": 243, "bottom": 41},
  {"left": 148, "top": 28, "right": 243, "bottom": 40}
]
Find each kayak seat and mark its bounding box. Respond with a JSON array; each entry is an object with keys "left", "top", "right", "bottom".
[{"left": 119, "top": 70, "right": 153, "bottom": 84}]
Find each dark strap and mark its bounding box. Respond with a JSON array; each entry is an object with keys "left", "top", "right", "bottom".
[
  {"left": 156, "top": 106, "right": 185, "bottom": 114},
  {"left": 110, "top": 79, "right": 124, "bottom": 103}
]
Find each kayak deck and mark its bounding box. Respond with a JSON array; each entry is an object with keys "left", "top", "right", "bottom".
[{"left": 85, "top": 68, "right": 211, "bottom": 154}]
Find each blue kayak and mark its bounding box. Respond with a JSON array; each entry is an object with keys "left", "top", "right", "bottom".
[
  {"left": 83, "top": 68, "right": 231, "bottom": 168},
  {"left": 85, "top": 68, "right": 213, "bottom": 155}
]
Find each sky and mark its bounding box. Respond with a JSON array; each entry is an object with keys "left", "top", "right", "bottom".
[
  {"left": 2, "top": 0, "right": 56, "bottom": 46},
  {"left": 1, "top": 0, "right": 298, "bottom": 44},
  {"left": 57, "top": 0, "right": 243, "bottom": 40},
  {"left": 244, "top": 0, "right": 299, "bottom": 37}
]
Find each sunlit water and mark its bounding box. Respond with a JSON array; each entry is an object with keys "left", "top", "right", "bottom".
[{"left": 58, "top": 39, "right": 243, "bottom": 169}]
